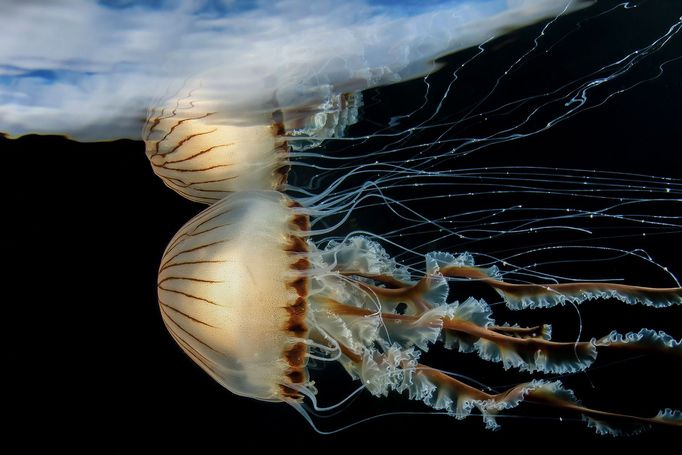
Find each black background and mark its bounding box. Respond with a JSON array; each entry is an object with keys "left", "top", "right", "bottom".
[{"left": 4, "top": 2, "right": 682, "bottom": 452}]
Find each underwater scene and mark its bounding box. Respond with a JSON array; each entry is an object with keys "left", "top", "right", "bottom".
[{"left": 3, "top": 0, "right": 681, "bottom": 450}]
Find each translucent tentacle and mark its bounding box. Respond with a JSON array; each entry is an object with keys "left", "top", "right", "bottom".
[
  {"left": 443, "top": 307, "right": 597, "bottom": 374},
  {"left": 655, "top": 409, "right": 682, "bottom": 425},
  {"left": 490, "top": 323, "right": 553, "bottom": 340},
  {"left": 337, "top": 251, "right": 682, "bottom": 313},
  {"left": 443, "top": 299, "right": 681, "bottom": 372},
  {"left": 334, "top": 342, "right": 682, "bottom": 434},
  {"left": 428, "top": 252, "right": 682, "bottom": 309},
  {"left": 417, "top": 366, "right": 682, "bottom": 434},
  {"left": 595, "top": 328, "right": 681, "bottom": 354},
  {"left": 338, "top": 271, "right": 448, "bottom": 314},
  {"left": 412, "top": 367, "right": 576, "bottom": 430},
  {"left": 308, "top": 241, "right": 681, "bottom": 434},
  {"left": 325, "top": 296, "right": 681, "bottom": 374}
]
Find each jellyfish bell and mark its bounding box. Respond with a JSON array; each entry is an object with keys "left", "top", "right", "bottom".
[
  {"left": 158, "top": 191, "right": 310, "bottom": 399},
  {"left": 158, "top": 189, "right": 682, "bottom": 434}
]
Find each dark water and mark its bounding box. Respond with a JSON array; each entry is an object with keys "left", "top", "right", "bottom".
[{"left": 4, "top": 2, "right": 682, "bottom": 451}]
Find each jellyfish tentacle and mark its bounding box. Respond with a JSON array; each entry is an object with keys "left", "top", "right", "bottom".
[
  {"left": 442, "top": 317, "right": 681, "bottom": 372},
  {"left": 442, "top": 314, "right": 597, "bottom": 373},
  {"left": 437, "top": 263, "right": 682, "bottom": 309},
  {"left": 323, "top": 296, "right": 681, "bottom": 375},
  {"left": 526, "top": 386, "right": 682, "bottom": 436},
  {"left": 339, "top": 271, "right": 444, "bottom": 313},
  {"left": 412, "top": 366, "right": 581, "bottom": 430},
  {"left": 418, "top": 366, "right": 682, "bottom": 434},
  {"left": 340, "top": 265, "right": 682, "bottom": 312},
  {"left": 322, "top": 262, "right": 681, "bottom": 374},
  {"left": 489, "top": 323, "right": 552, "bottom": 339},
  {"left": 594, "top": 328, "right": 682, "bottom": 355},
  {"left": 339, "top": 271, "right": 411, "bottom": 288},
  {"left": 330, "top": 338, "right": 682, "bottom": 434}
]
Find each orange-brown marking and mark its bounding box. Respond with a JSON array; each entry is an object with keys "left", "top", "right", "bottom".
[
  {"left": 287, "top": 277, "right": 307, "bottom": 298},
  {"left": 289, "top": 214, "right": 310, "bottom": 232},
  {"left": 284, "top": 342, "right": 308, "bottom": 366},
  {"left": 284, "top": 236, "right": 308, "bottom": 254},
  {"left": 280, "top": 212, "right": 311, "bottom": 400},
  {"left": 290, "top": 258, "right": 310, "bottom": 271},
  {"left": 271, "top": 117, "right": 290, "bottom": 190}
]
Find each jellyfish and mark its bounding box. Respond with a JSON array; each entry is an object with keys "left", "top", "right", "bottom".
[
  {"left": 1, "top": 0, "right": 678, "bottom": 438},
  {"left": 144, "top": 3, "right": 682, "bottom": 434},
  {"left": 157, "top": 189, "right": 681, "bottom": 434}
]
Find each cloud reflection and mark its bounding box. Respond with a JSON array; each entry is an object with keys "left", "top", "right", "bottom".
[{"left": 0, "top": 0, "right": 588, "bottom": 140}]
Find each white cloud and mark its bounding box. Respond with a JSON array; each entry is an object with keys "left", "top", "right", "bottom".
[{"left": 0, "top": 0, "right": 590, "bottom": 140}]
